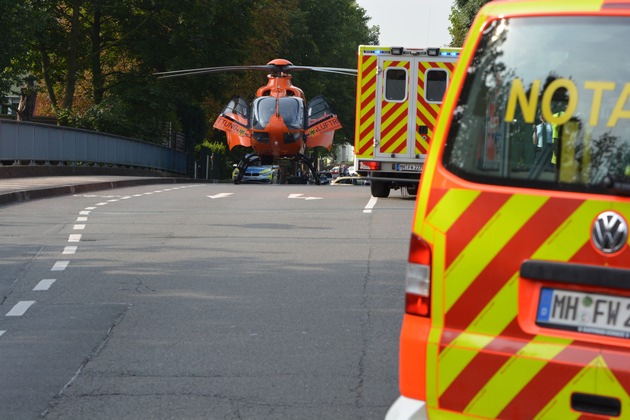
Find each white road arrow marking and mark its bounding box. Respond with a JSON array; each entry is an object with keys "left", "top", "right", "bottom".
[
  {"left": 288, "top": 194, "right": 323, "bottom": 201},
  {"left": 207, "top": 193, "right": 234, "bottom": 199}
]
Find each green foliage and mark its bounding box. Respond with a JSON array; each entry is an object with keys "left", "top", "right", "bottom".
[
  {"left": 0, "top": 1, "right": 33, "bottom": 101},
  {"left": 197, "top": 140, "right": 230, "bottom": 179},
  {"left": 448, "top": 0, "right": 493, "bottom": 47},
  {"left": 3, "top": 0, "right": 377, "bottom": 152}
]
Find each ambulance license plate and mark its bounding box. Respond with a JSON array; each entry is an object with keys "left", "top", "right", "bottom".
[
  {"left": 397, "top": 164, "right": 421, "bottom": 171},
  {"left": 536, "top": 288, "right": 630, "bottom": 339}
]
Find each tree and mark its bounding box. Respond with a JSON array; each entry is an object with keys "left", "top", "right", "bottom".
[
  {"left": 6, "top": 0, "right": 377, "bottom": 154},
  {"left": 0, "top": 1, "right": 35, "bottom": 110},
  {"left": 448, "top": 0, "right": 492, "bottom": 47}
]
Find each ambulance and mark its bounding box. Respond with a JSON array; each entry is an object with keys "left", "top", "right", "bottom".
[
  {"left": 387, "top": 0, "right": 630, "bottom": 418},
  {"left": 354, "top": 45, "right": 460, "bottom": 197}
]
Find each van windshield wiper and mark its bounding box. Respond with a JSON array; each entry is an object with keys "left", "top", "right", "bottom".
[{"left": 602, "top": 173, "right": 630, "bottom": 196}]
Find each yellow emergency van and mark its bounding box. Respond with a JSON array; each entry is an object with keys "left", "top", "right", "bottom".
[{"left": 387, "top": 0, "right": 630, "bottom": 419}]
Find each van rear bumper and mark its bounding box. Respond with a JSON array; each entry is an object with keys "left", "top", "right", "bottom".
[{"left": 385, "top": 396, "right": 428, "bottom": 420}]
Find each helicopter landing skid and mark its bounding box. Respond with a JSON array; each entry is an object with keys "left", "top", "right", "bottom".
[{"left": 295, "top": 153, "right": 321, "bottom": 185}]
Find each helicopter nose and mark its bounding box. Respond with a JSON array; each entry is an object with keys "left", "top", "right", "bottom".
[{"left": 267, "top": 114, "right": 287, "bottom": 141}]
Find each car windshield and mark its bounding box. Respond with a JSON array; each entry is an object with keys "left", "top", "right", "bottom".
[
  {"left": 251, "top": 97, "right": 304, "bottom": 130},
  {"left": 443, "top": 16, "right": 630, "bottom": 195}
]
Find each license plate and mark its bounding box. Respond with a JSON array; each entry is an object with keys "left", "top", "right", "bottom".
[
  {"left": 536, "top": 288, "right": 630, "bottom": 339},
  {"left": 397, "top": 164, "right": 422, "bottom": 171}
]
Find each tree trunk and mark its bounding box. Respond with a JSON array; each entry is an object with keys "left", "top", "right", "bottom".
[
  {"left": 91, "top": 1, "right": 104, "bottom": 104},
  {"left": 62, "top": 0, "right": 83, "bottom": 111}
]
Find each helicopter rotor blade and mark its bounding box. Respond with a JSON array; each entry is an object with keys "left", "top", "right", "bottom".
[
  {"left": 154, "top": 65, "right": 279, "bottom": 79},
  {"left": 284, "top": 66, "right": 357, "bottom": 76},
  {"left": 155, "top": 63, "right": 357, "bottom": 79}
]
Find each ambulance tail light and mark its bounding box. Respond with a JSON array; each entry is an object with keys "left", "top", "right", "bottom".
[
  {"left": 359, "top": 161, "right": 380, "bottom": 171},
  {"left": 405, "top": 234, "right": 431, "bottom": 317}
]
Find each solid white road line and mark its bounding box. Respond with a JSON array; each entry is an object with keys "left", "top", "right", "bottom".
[
  {"left": 34, "top": 279, "right": 56, "bottom": 291},
  {"left": 6, "top": 301, "right": 35, "bottom": 316}
]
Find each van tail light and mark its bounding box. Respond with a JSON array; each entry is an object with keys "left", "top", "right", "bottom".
[{"left": 405, "top": 234, "right": 432, "bottom": 317}]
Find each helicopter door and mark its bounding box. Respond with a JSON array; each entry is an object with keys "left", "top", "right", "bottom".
[
  {"left": 374, "top": 57, "right": 417, "bottom": 159},
  {"left": 305, "top": 95, "right": 341, "bottom": 150},
  {"left": 213, "top": 96, "right": 251, "bottom": 149}
]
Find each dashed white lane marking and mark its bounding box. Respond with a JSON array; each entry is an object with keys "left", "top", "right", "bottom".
[
  {"left": 73, "top": 224, "right": 85, "bottom": 230},
  {"left": 0, "top": 331, "right": 5, "bottom": 337},
  {"left": 63, "top": 246, "right": 78, "bottom": 255},
  {"left": 6, "top": 301, "right": 36, "bottom": 316},
  {"left": 96, "top": 202, "right": 108, "bottom": 206},
  {"left": 76, "top": 216, "right": 88, "bottom": 222},
  {"left": 207, "top": 193, "right": 234, "bottom": 199},
  {"left": 34, "top": 279, "right": 56, "bottom": 291},
  {"left": 68, "top": 234, "right": 82, "bottom": 243},
  {"left": 363, "top": 196, "right": 378, "bottom": 214},
  {"left": 52, "top": 261, "right": 69, "bottom": 271},
  {"left": 85, "top": 207, "right": 96, "bottom": 210},
  {"left": 79, "top": 211, "right": 90, "bottom": 216}
]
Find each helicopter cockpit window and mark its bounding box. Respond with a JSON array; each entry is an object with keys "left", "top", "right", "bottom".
[
  {"left": 425, "top": 69, "right": 448, "bottom": 103},
  {"left": 385, "top": 68, "right": 407, "bottom": 102},
  {"left": 443, "top": 16, "right": 630, "bottom": 196},
  {"left": 251, "top": 97, "right": 304, "bottom": 130}
]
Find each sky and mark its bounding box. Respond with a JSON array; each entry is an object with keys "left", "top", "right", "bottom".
[{"left": 355, "top": 0, "right": 453, "bottom": 48}]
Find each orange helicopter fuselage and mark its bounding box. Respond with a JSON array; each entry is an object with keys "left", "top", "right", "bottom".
[{"left": 251, "top": 72, "right": 305, "bottom": 157}]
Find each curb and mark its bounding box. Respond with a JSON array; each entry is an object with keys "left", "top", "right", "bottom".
[{"left": 0, "top": 177, "right": 207, "bottom": 208}]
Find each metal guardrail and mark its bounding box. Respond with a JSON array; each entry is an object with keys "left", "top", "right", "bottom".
[{"left": 0, "top": 120, "right": 187, "bottom": 174}]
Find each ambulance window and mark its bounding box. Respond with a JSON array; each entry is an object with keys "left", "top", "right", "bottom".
[
  {"left": 385, "top": 68, "right": 407, "bottom": 101},
  {"left": 425, "top": 69, "right": 448, "bottom": 103},
  {"left": 442, "top": 16, "right": 630, "bottom": 196}
]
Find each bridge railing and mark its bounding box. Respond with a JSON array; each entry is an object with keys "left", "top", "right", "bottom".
[{"left": 0, "top": 120, "right": 187, "bottom": 174}]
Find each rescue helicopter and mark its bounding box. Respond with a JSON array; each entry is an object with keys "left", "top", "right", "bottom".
[{"left": 155, "top": 59, "right": 357, "bottom": 184}]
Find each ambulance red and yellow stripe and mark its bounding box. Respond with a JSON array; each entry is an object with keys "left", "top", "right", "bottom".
[{"left": 355, "top": 52, "right": 377, "bottom": 158}]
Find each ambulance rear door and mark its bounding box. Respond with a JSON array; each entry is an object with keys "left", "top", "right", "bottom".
[{"left": 374, "top": 55, "right": 417, "bottom": 161}]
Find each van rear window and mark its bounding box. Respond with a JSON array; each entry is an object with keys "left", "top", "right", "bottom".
[{"left": 443, "top": 17, "right": 630, "bottom": 195}]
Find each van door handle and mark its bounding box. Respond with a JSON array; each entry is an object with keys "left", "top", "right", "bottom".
[{"left": 571, "top": 393, "right": 621, "bottom": 417}]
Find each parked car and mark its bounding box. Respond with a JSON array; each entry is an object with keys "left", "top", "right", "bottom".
[
  {"left": 232, "top": 165, "right": 277, "bottom": 183},
  {"left": 330, "top": 176, "right": 369, "bottom": 186}
]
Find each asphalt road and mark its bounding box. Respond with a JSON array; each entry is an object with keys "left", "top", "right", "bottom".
[{"left": 0, "top": 182, "right": 415, "bottom": 419}]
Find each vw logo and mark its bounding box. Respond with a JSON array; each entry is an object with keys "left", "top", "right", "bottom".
[{"left": 592, "top": 211, "right": 628, "bottom": 254}]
